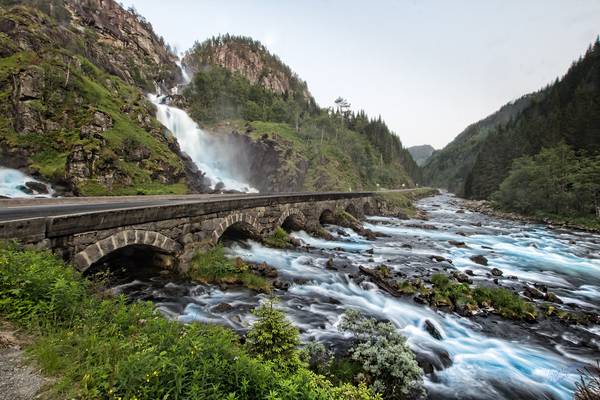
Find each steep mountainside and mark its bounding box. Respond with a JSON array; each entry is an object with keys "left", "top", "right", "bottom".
[
  {"left": 464, "top": 42, "right": 600, "bottom": 199},
  {"left": 408, "top": 145, "right": 435, "bottom": 166},
  {"left": 181, "top": 35, "right": 418, "bottom": 192},
  {"left": 421, "top": 94, "right": 536, "bottom": 194},
  {"left": 0, "top": 1, "right": 205, "bottom": 195}
]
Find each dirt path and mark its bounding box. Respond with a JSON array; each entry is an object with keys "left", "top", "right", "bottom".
[{"left": 0, "top": 321, "right": 46, "bottom": 400}]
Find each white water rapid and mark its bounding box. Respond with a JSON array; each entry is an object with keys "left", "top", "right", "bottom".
[
  {"left": 149, "top": 94, "right": 257, "bottom": 193},
  {"left": 0, "top": 167, "right": 54, "bottom": 198}
]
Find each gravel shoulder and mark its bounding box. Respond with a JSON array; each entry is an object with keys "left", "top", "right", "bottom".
[{"left": 0, "top": 321, "right": 46, "bottom": 400}]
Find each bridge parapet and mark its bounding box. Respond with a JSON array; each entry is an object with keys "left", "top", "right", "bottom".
[{"left": 0, "top": 192, "right": 378, "bottom": 272}]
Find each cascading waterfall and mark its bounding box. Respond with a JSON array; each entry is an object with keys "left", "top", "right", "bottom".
[
  {"left": 0, "top": 167, "right": 54, "bottom": 198},
  {"left": 149, "top": 94, "right": 257, "bottom": 193},
  {"left": 149, "top": 61, "right": 257, "bottom": 193}
]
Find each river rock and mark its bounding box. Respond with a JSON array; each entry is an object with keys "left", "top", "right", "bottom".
[
  {"left": 16, "top": 185, "right": 34, "bottom": 195},
  {"left": 424, "top": 319, "right": 443, "bottom": 340},
  {"left": 453, "top": 271, "right": 472, "bottom": 284},
  {"left": 470, "top": 255, "right": 488, "bottom": 266},
  {"left": 465, "top": 269, "right": 474, "bottom": 276},
  {"left": 456, "top": 209, "right": 466, "bottom": 214},
  {"left": 449, "top": 240, "right": 468, "bottom": 248},
  {"left": 252, "top": 262, "right": 278, "bottom": 278},
  {"left": 273, "top": 279, "right": 291, "bottom": 290},
  {"left": 25, "top": 181, "right": 48, "bottom": 194},
  {"left": 524, "top": 286, "right": 545, "bottom": 300},
  {"left": 212, "top": 303, "right": 233, "bottom": 313},
  {"left": 545, "top": 292, "right": 563, "bottom": 304},
  {"left": 490, "top": 268, "right": 503, "bottom": 277},
  {"left": 430, "top": 255, "right": 449, "bottom": 263}
]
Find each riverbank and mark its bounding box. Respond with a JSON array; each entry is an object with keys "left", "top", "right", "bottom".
[{"left": 463, "top": 199, "right": 600, "bottom": 233}]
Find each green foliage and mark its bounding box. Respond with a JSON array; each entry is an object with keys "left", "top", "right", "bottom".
[
  {"left": 492, "top": 143, "right": 600, "bottom": 222},
  {"left": 189, "top": 245, "right": 271, "bottom": 292},
  {"left": 0, "top": 246, "right": 378, "bottom": 400},
  {"left": 246, "top": 300, "right": 301, "bottom": 370},
  {"left": 264, "top": 227, "right": 294, "bottom": 249},
  {"left": 374, "top": 188, "right": 438, "bottom": 217},
  {"left": 339, "top": 310, "right": 424, "bottom": 399},
  {"left": 428, "top": 273, "right": 537, "bottom": 320}
]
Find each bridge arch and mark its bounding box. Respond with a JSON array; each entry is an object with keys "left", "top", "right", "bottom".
[
  {"left": 275, "top": 208, "right": 306, "bottom": 232},
  {"left": 211, "top": 212, "right": 262, "bottom": 245},
  {"left": 319, "top": 208, "right": 336, "bottom": 225},
  {"left": 73, "top": 229, "right": 181, "bottom": 272}
]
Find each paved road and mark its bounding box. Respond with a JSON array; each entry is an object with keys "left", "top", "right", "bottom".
[
  {"left": 0, "top": 191, "right": 383, "bottom": 222},
  {"left": 0, "top": 194, "right": 256, "bottom": 222}
]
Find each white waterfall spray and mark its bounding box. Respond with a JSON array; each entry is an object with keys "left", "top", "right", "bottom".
[
  {"left": 0, "top": 167, "right": 54, "bottom": 198},
  {"left": 149, "top": 94, "right": 257, "bottom": 193}
]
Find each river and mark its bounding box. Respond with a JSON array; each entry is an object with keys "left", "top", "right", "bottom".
[{"left": 109, "top": 192, "right": 600, "bottom": 400}]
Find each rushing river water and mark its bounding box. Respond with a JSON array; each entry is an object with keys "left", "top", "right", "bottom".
[{"left": 110, "top": 193, "right": 600, "bottom": 400}]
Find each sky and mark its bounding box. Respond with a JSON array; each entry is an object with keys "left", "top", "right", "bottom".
[{"left": 121, "top": 0, "right": 600, "bottom": 149}]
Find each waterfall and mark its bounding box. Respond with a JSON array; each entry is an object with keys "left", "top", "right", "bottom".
[
  {"left": 0, "top": 167, "right": 54, "bottom": 198},
  {"left": 149, "top": 94, "right": 257, "bottom": 193}
]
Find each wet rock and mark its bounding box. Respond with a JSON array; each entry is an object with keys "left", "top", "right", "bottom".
[
  {"left": 16, "top": 185, "right": 33, "bottom": 195},
  {"left": 490, "top": 268, "right": 503, "bottom": 277},
  {"left": 456, "top": 231, "right": 468, "bottom": 237},
  {"left": 326, "top": 258, "right": 334, "bottom": 268},
  {"left": 452, "top": 271, "right": 472, "bottom": 284},
  {"left": 252, "top": 262, "right": 278, "bottom": 278},
  {"left": 212, "top": 303, "right": 233, "bottom": 313},
  {"left": 365, "top": 248, "right": 374, "bottom": 255},
  {"left": 448, "top": 240, "right": 468, "bottom": 248},
  {"left": 430, "top": 255, "right": 450, "bottom": 263},
  {"left": 456, "top": 209, "right": 466, "bottom": 214},
  {"left": 524, "top": 286, "right": 545, "bottom": 300},
  {"left": 465, "top": 269, "right": 474, "bottom": 276},
  {"left": 470, "top": 255, "right": 488, "bottom": 266},
  {"left": 273, "top": 279, "right": 291, "bottom": 290},
  {"left": 534, "top": 283, "right": 548, "bottom": 293},
  {"left": 24, "top": 181, "right": 48, "bottom": 194},
  {"left": 408, "top": 223, "right": 438, "bottom": 230},
  {"left": 493, "top": 278, "right": 499, "bottom": 285},
  {"left": 401, "top": 243, "right": 412, "bottom": 249},
  {"left": 424, "top": 319, "right": 443, "bottom": 340},
  {"left": 508, "top": 275, "right": 518, "bottom": 280},
  {"left": 545, "top": 292, "right": 563, "bottom": 304}
]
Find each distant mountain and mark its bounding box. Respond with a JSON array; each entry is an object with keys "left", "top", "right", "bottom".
[
  {"left": 423, "top": 40, "right": 600, "bottom": 199},
  {"left": 407, "top": 145, "right": 435, "bottom": 166}
]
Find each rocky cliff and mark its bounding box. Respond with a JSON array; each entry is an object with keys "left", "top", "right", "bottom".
[
  {"left": 0, "top": 1, "right": 205, "bottom": 195},
  {"left": 407, "top": 145, "right": 435, "bottom": 167},
  {"left": 183, "top": 35, "right": 314, "bottom": 106}
]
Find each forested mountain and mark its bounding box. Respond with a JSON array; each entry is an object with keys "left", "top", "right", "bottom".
[
  {"left": 0, "top": 0, "right": 206, "bottom": 195},
  {"left": 421, "top": 94, "right": 536, "bottom": 194},
  {"left": 423, "top": 39, "right": 600, "bottom": 223},
  {"left": 180, "top": 35, "right": 419, "bottom": 192},
  {"left": 408, "top": 145, "right": 435, "bottom": 166}
]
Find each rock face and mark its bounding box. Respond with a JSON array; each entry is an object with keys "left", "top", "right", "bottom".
[
  {"left": 407, "top": 145, "right": 435, "bottom": 167},
  {"left": 183, "top": 35, "right": 314, "bottom": 104},
  {"left": 0, "top": 2, "right": 199, "bottom": 195}
]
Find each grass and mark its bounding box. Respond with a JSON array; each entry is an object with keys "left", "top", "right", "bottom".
[
  {"left": 263, "top": 227, "right": 294, "bottom": 249},
  {"left": 0, "top": 244, "right": 377, "bottom": 400},
  {"left": 374, "top": 188, "right": 439, "bottom": 217},
  {"left": 189, "top": 245, "right": 271, "bottom": 292},
  {"left": 428, "top": 273, "right": 537, "bottom": 320}
]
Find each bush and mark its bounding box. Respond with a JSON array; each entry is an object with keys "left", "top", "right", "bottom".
[
  {"left": 246, "top": 299, "right": 301, "bottom": 370},
  {"left": 339, "top": 310, "right": 424, "bottom": 399},
  {"left": 263, "top": 227, "right": 294, "bottom": 249},
  {"left": 189, "top": 245, "right": 271, "bottom": 292},
  {"left": 0, "top": 246, "right": 380, "bottom": 399}
]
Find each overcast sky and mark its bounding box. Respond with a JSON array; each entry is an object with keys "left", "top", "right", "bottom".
[{"left": 121, "top": 0, "right": 600, "bottom": 148}]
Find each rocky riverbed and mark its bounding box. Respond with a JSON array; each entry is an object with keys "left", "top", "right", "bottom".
[{"left": 109, "top": 192, "right": 600, "bottom": 400}]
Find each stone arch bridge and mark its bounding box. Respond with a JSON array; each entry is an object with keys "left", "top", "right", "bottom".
[{"left": 0, "top": 192, "right": 380, "bottom": 273}]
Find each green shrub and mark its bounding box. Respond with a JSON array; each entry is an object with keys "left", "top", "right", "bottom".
[
  {"left": 263, "top": 227, "right": 294, "bottom": 249},
  {"left": 473, "top": 287, "right": 537, "bottom": 320},
  {"left": 189, "top": 245, "right": 271, "bottom": 292},
  {"left": 246, "top": 300, "right": 301, "bottom": 371},
  {"left": 339, "top": 310, "right": 424, "bottom": 399}
]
